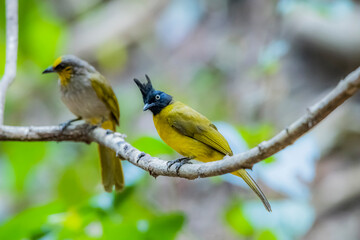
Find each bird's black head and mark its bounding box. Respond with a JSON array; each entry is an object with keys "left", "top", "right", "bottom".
[{"left": 134, "top": 75, "right": 173, "bottom": 115}]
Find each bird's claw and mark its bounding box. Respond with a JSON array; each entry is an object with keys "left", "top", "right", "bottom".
[
  {"left": 167, "top": 157, "right": 192, "bottom": 174},
  {"left": 87, "top": 124, "right": 98, "bottom": 131},
  {"left": 59, "top": 121, "right": 73, "bottom": 132},
  {"left": 59, "top": 117, "right": 82, "bottom": 132},
  {"left": 105, "top": 129, "right": 113, "bottom": 135}
]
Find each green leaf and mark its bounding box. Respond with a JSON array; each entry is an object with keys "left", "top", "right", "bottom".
[
  {"left": 103, "top": 184, "right": 185, "bottom": 240},
  {"left": 238, "top": 124, "right": 274, "bottom": 148},
  {"left": 57, "top": 144, "right": 99, "bottom": 206},
  {"left": 264, "top": 156, "right": 276, "bottom": 164},
  {"left": 102, "top": 220, "right": 144, "bottom": 240},
  {"left": 0, "top": 202, "right": 63, "bottom": 240},
  {"left": 57, "top": 167, "right": 92, "bottom": 207},
  {"left": 1, "top": 142, "right": 47, "bottom": 191},
  {"left": 132, "top": 136, "right": 175, "bottom": 156},
  {"left": 257, "top": 229, "right": 277, "bottom": 240},
  {"left": 238, "top": 124, "right": 276, "bottom": 164},
  {"left": 113, "top": 186, "right": 137, "bottom": 208},
  {"left": 225, "top": 203, "right": 254, "bottom": 237},
  {"left": 19, "top": 0, "right": 64, "bottom": 68},
  {"left": 147, "top": 213, "right": 185, "bottom": 240}
]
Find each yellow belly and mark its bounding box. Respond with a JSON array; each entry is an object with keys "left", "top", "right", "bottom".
[{"left": 153, "top": 105, "right": 224, "bottom": 162}]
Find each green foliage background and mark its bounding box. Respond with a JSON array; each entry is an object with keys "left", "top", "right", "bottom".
[{"left": 2, "top": 0, "right": 346, "bottom": 239}]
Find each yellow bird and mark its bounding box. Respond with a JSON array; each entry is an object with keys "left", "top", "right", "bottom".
[
  {"left": 134, "top": 76, "right": 271, "bottom": 212},
  {"left": 43, "top": 55, "right": 124, "bottom": 192}
]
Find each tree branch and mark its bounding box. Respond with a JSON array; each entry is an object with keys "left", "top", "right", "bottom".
[
  {"left": 0, "top": 0, "right": 18, "bottom": 125},
  {"left": 0, "top": 66, "right": 360, "bottom": 179}
]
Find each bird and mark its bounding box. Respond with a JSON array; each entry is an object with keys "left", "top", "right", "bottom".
[
  {"left": 134, "top": 75, "right": 271, "bottom": 212},
  {"left": 43, "top": 55, "right": 124, "bottom": 192}
]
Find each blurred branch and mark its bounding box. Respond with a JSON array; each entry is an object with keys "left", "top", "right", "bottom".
[
  {"left": 0, "top": 67, "right": 360, "bottom": 179},
  {"left": 0, "top": 0, "right": 18, "bottom": 125}
]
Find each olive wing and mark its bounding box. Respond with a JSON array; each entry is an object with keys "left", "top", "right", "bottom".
[
  {"left": 90, "top": 73, "right": 120, "bottom": 125},
  {"left": 167, "top": 103, "right": 233, "bottom": 156}
]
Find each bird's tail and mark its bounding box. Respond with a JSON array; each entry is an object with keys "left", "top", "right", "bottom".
[
  {"left": 98, "top": 120, "right": 124, "bottom": 192},
  {"left": 232, "top": 169, "right": 272, "bottom": 212}
]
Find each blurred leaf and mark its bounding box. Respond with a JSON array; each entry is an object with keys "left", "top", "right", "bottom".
[
  {"left": 256, "top": 40, "right": 289, "bottom": 76},
  {"left": 102, "top": 186, "right": 185, "bottom": 240},
  {"left": 238, "top": 124, "right": 276, "bottom": 164},
  {"left": 132, "top": 136, "right": 175, "bottom": 156},
  {"left": 57, "top": 144, "right": 99, "bottom": 206},
  {"left": 103, "top": 214, "right": 185, "bottom": 240},
  {"left": 264, "top": 156, "right": 276, "bottom": 164},
  {"left": 113, "top": 185, "right": 137, "bottom": 208},
  {"left": 225, "top": 202, "right": 254, "bottom": 237},
  {"left": 147, "top": 213, "right": 185, "bottom": 240},
  {"left": 238, "top": 124, "right": 274, "bottom": 148},
  {"left": 261, "top": 60, "right": 280, "bottom": 76},
  {"left": 57, "top": 167, "right": 92, "bottom": 207},
  {"left": 102, "top": 220, "right": 144, "bottom": 240},
  {"left": 257, "top": 229, "right": 277, "bottom": 240},
  {"left": 19, "top": 0, "right": 64, "bottom": 68},
  {"left": 116, "top": 193, "right": 154, "bottom": 223},
  {"left": 55, "top": 209, "right": 89, "bottom": 239},
  {"left": 1, "top": 142, "right": 47, "bottom": 191},
  {"left": 64, "top": 209, "right": 83, "bottom": 231},
  {"left": 0, "top": 202, "right": 63, "bottom": 240}
]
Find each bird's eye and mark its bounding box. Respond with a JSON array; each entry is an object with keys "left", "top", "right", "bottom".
[
  {"left": 155, "top": 95, "right": 161, "bottom": 100},
  {"left": 55, "top": 63, "right": 65, "bottom": 70}
]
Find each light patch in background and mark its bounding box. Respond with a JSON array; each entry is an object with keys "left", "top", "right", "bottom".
[
  {"left": 277, "top": 0, "right": 355, "bottom": 17},
  {"left": 156, "top": 0, "right": 204, "bottom": 48},
  {"left": 214, "top": 122, "right": 255, "bottom": 188},
  {"left": 216, "top": 122, "right": 318, "bottom": 239},
  {"left": 85, "top": 221, "right": 103, "bottom": 238},
  {"left": 0, "top": 156, "right": 15, "bottom": 222},
  {"left": 122, "top": 161, "right": 146, "bottom": 186},
  {"left": 90, "top": 192, "right": 113, "bottom": 210},
  {"left": 259, "top": 134, "right": 320, "bottom": 199},
  {"left": 215, "top": 121, "right": 320, "bottom": 199},
  {"left": 330, "top": 0, "right": 355, "bottom": 18},
  {"left": 258, "top": 40, "right": 290, "bottom": 67},
  {"left": 244, "top": 200, "right": 315, "bottom": 240},
  {"left": 137, "top": 219, "right": 149, "bottom": 233}
]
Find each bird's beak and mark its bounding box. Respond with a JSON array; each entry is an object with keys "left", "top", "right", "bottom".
[
  {"left": 42, "top": 66, "right": 55, "bottom": 74},
  {"left": 143, "top": 103, "right": 155, "bottom": 111}
]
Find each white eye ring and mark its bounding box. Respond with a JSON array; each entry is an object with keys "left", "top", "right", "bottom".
[{"left": 155, "top": 95, "right": 161, "bottom": 100}]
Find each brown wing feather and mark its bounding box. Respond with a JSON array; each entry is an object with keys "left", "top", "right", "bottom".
[
  {"left": 90, "top": 73, "right": 120, "bottom": 125},
  {"left": 167, "top": 102, "right": 233, "bottom": 156}
]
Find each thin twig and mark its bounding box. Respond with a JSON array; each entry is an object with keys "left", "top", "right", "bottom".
[
  {"left": 0, "top": 66, "right": 359, "bottom": 179},
  {"left": 0, "top": 0, "right": 18, "bottom": 125}
]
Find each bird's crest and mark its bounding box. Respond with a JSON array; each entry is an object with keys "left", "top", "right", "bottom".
[{"left": 134, "top": 75, "right": 154, "bottom": 101}]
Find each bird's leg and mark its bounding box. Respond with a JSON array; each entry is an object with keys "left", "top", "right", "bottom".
[
  {"left": 167, "top": 157, "right": 193, "bottom": 174},
  {"left": 98, "top": 117, "right": 114, "bottom": 135},
  {"left": 105, "top": 129, "right": 113, "bottom": 135},
  {"left": 59, "top": 117, "right": 82, "bottom": 132},
  {"left": 87, "top": 118, "right": 114, "bottom": 135},
  {"left": 87, "top": 117, "right": 106, "bottom": 132}
]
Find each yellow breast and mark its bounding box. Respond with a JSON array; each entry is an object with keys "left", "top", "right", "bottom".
[{"left": 153, "top": 102, "right": 224, "bottom": 162}]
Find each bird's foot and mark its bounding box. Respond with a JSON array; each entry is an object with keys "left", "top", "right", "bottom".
[
  {"left": 59, "top": 117, "right": 82, "bottom": 132},
  {"left": 105, "top": 129, "right": 114, "bottom": 135},
  {"left": 167, "top": 157, "right": 193, "bottom": 174},
  {"left": 87, "top": 121, "right": 105, "bottom": 132},
  {"left": 87, "top": 124, "right": 99, "bottom": 132}
]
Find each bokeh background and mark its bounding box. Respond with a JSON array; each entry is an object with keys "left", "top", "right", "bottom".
[{"left": 1, "top": 0, "right": 360, "bottom": 239}]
